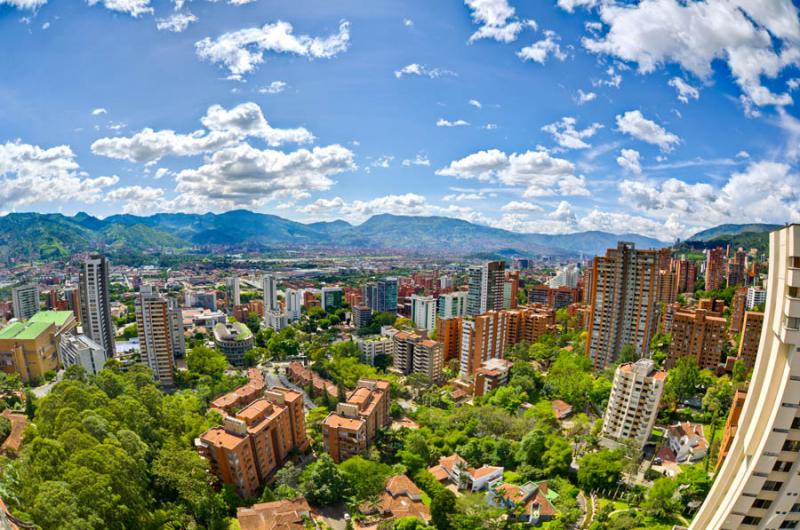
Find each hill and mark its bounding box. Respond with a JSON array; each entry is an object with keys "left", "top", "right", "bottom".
[{"left": 687, "top": 223, "right": 780, "bottom": 242}]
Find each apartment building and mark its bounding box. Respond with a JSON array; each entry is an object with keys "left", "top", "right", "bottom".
[
  {"left": 355, "top": 335, "right": 391, "bottom": 365},
  {"left": 213, "top": 322, "right": 254, "bottom": 367},
  {"left": 473, "top": 357, "right": 513, "bottom": 397},
  {"left": 197, "top": 386, "right": 308, "bottom": 499},
  {"left": 136, "top": 288, "right": 178, "bottom": 387},
  {"left": 738, "top": 310, "right": 765, "bottom": 371},
  {"left": 466, "top": 261, "right": 505, "bottom": 316},
  {"left": 504, "top": 305, "right": 555, "bottom": 345},
  {"left": 667, "top": 307, "right": 727, "bottom": 370},
  {"left": 322, "top": 379, "right": 390, "bottom": 463},
  {"left": 438, "top": 291, "right": 467, "bottom": 319},
  {"left": 675, "top": 258, "right": 697, "bottom": 294},
  {"left": 601, "top": 358, "right": 666, "bottom": 448},
  {"left": 586, "top": 242, "right": 660, "bottom": 370},
  {"left": 437, "top": 316, "right": 462, "bottom": 362},
  {"left": 503, "top": 270, "right": 520, "bottom": 309},
  {"left": 11, "top": 284, "right": 39, "bottom": 321},
  {"left": 459, "top": 311, "right": 509, "bottom": 377},
  {"left": 390, "top": 331, "right": 443, "bottom": 382},
  {"left": 321, "top": 287, "right": 343, "bottom": 311},
  {"left": 58, "top": 333, "right": 106, "bottom": 375},
  {"left": 690, "top": 224, "right": 800, "bottom": 530},
  {"left": 0, "top": 311, "right": 77, "bottom": 383},
  {"left": 527, "top": 285, "right": 580, "bottom": 309},
  {"left": 726, "top": 248, "right": 747, "bottom": 287},
  {"left": 656, "top": 269, "right": 678, "bottom": 305},
  {"left": 747, "top": 286, "right": 767, "bottom": 310},
  {"left": 731, "top": 287, "right": 748, "bottom": 334},
  {"left": 410, "top": 294, "right": 437, "bottom": 331},
  {"left": 716, "top": 388, "right": 747, "bottom": 473},
  {"left": 352, "top": 304, "right": 372, "bottom": 329},
  {"left": 79, "top": 253, "right": 116, "bottom": 358}
]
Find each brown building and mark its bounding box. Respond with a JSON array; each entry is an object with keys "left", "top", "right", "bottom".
[
  {"left": 738, "top": 311, "right": 764, "bottom": 371},
  {"left": 730, "top": 287, "right": 748, "bottom": 334},
  {"left": 210, "top": 368, "right": 266, "bottom": 414},
  {"left": 656, "top": 269, "right": 678, "bottom": 305},
  {"left": 504, "top": 271, "right": 520, "bottom": 309},
  {"left": 286, "top": 361, "right": 338, "bottom": 398},
  {"left": 527, "top": 285, "right": 580, "bottom": 309},
  {"left": 197, "top": 386, "right": 308, "bottom": 498},
  {"left": 0, "top": 311, "right": 77, "bottom": 383},
  {"left": 237, "top": 497, "right": 316, "bottom": 530},
  {"left": 716, "top": 388, "right": 747, "bottom": 472},
  {"left": 725, "top": 248, "right": 747, "bottom": 288},
  {"left": 705, "top": 247, "right": 725, "bottom": 291},
  {"left": 505, "top": 304, "right": 555, "bottom": 345},
  {"left": 135, "top": 290, "right": 177, "bottom": 387},
  {"left": 322, "top": 379, "right": 390, "bottom": 463},
  {"left": 459, "top": 311, "right": 509, "bottom": 377},
  {"left": 675, "top": 259, "right": 697, "bottom": 294},
  {"left": 473, "top": 357, "right": 513, "bottom": 397},
  {"left": 233, "top": 300, "right": 265, "bottom": 322},
  {"left": 436, "top": 316, "right": 462, "bottom": 362},
  {"left": 667, "top": 308, "right": 727, "bottom": 370}
]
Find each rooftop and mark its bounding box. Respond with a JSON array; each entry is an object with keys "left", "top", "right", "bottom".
[
  {"left": 0, "top": 321, "right": 52, "bottom": 341},
  {"left": 29, "top": 310, "right": 75, "bottom": 327}
]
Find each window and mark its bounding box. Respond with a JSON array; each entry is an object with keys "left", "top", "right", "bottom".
[
  {"left": 764, "top": 481, "right": 785, "bottom": 492},
  {"left": 775, "top": 461, "right": 794, "bottom": 472},
  {"left": 793, "top": 417, "right": 800, "bottom": 429},
  {"left": 742, "top": 516, "right": 762, "bottom": 525},
  {"left": 780, "top": 521, "right": 799, "bottom": 529},
  {"left": 753, "top": 498, "right": 773, "bottom": 509},
  {"left": 792, "top": 503, "right": 800, "bottom": 513},
  {"left": 784, "top": 440, "right": 800, "bottom": 452}
]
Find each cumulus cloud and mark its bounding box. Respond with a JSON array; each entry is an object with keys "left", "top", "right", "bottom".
[
  {"left": 0, "top": 140, "right": 119, "bottom": 208},
  {"left": 668, "top": 77, "right": 700, "bottom": 103},
  {"left": 91, "top": 108, "right": 108, "bottom": 116},
  {"left": 583, "top": 0, "right": 800, "bottom": 112},
  {"left": 469, "top": 99, "right": 482, "bottom": 109},
  {"left": 156, "top": 11, "right": 197, "bottom": 32},
  {"left": 500, "top": 200, "right": 543, "bottom": 212},
  {"left": 86, "top": 0, "right": 153, "bottom": 17},
  {"left": 0, "top": 0, "right": 47, "bottom": 9},
  {"left": 403, "top": 18, "right": 414, "bottom": 28},
  {"left": 402, "top": 154, "right": 431, "bottom": 167},
  {"left": 517, "top": 31, "right": 566, "bottom": 64},
  {"left": 616, "top": 148, "right": 642, "bottom": 173},
  {"left": 557, "top": 0, "right": 598, "bottom": 13},
  {"left": 195, "top": 20, "right": 350, "bottom": 79},
  {"left": 616, "top": 110, "right": 680, "bottom": 152},
  {"left": 436, "top": 148, "right": 590, "bottom": 198},
  {"left": 394, "top": 64, "right": 456, "bottom": 79},
  {"left": 464, "top": 0, "right": 535, "bottom": 43},
  {"left": 576, "top": 89, "right": 597, "bottom": 105},
  {"left": 259, "top": 81, "right": 287, "bottom": 94},
  {"left": 436, "top": 118, "right": 470, "bottom": 127},
  {"left": 91, "top": 102, "right": 313, "bottom": 163},
  {"left": 542, "top": 117, "right": 603, "bottom": 149}
]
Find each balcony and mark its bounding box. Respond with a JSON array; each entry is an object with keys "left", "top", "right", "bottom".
[
  {"left": 785, "top": 296, "right": 800, "bottom": 319},
  {"left": 789, "top": 266, "right": 800, "bottom": 289}
]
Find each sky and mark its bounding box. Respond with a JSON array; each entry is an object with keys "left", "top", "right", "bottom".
[{"left": 1, "top": 0, "right": 800, "bottom": 242}]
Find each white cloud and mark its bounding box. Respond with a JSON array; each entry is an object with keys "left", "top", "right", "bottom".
[
  {"left": 156, "top": 11, "right": 197, "bottom": 33},
  {"left": 464, "top": 0, "right": 534, "bottom": 43},
  {"left": 616, "top": 148, "right": 642, "bottom": 173},
  {"left": 443, "top": 192, "right": 485, "bottom": 202},
  {"left": 469, "top": 99, "right": 482, "bottom": 109},
  {"left": 583, "top": 0, "right": 800, "bottom": 112},
  {"left": 616, "top": 110, "right": 680, "bottom": 152},
  {"left": 86, "top": 0, "right": 153, "bottom": 17},
  {"left": 41, "top": 21, "right": 49, "bottom": 29},
  {"left": 258, "top": 81, "right": 288, "bottom": 94},
  {"left": 91, "top": 102, "right": 313, "bottom": 163},
  {"left": 0, "top": 140, "right": 119, "bottom": 208},
  {"left": 436, "top": 148, "right": 590, "bottom": 198},
  {"left": 592, "top": 66, "right": 622, "bottom": 88},
  {"left": 106, "top": 185, "right": 165, "bottom": 203},
  {"left": 402, "top": 154, "right": 431, "bottom": 167},
  {"left": 668, "top": 77, "right": 700, "bottom": 103},
  {"left": 0, "top": 0, "right": 47, "bottom": 9},
  {"left": 403, "top": 18, "right": 414, "bottom": 28},
  {"left": 483, "top": 123, "right": 498, "bottom": 130},
  {"left": 517, "top": 31, "right": 566, "bottom": 64},
  {"left": 576, "top": 89, "right": 597, "bottom": 105},
  {"left": 500, "top": 200, "right": 543, "bottom": 212},
  {"left": 394, "top": 64, "right": 456, "bottom": 79},
  {"left": 91, "top": 108, "right": 108, "bottom": 116},
  {"left": 436, "top": 118, "right": 470, "bottom": 128},
  {"left": 557, "top": 0, "right": 598, "bottom": 13},
  {"left": 542, "top": 117, "right": 603, "bottom": 149},
  {"left": 736, "top": 150, "right": 750, "bottom": 158},
  {"left": 195, "top": 20, "right": 350, "bottom": 79},
  {"left": 371, "top": 155, "right": 394, "bottom": 168}
]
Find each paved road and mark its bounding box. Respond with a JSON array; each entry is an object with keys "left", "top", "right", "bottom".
[
  {"left": 262, "top": 366, "right": 316, "bottom": 409},
  {"left": 31, "top": 370, "right": 62, "bottom": 398}
]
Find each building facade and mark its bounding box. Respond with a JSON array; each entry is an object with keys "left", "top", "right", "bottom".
[
  {"left": 11, "top": 284, "right": 39, "bottom": 321},
  {"left": 79, "top": 254, "right": 116, "bottom": 358},
  {"left": 411, "top": 294, "right": 437, "bottom": 331},
  {"left": 466, "top": 261, "right": 505, "bottom": 316},
  {"left": 601, "top": 359, "right": 666, "bottom": 448},
  {"left": 705, "top": 247, "right": 725, "bottom": 291},
  {"left": 322, "top": 379, "right": 391, "bottom": 462},
  {"left": 738, "top": 310, "right": 765, "bottom": 371},
  {"left": 136, "top": 289, "right": 177, "bottom": 387},
  {"left": 438, "top": 291, "right": 467, "bottom": 319},
  {"left": 667, "top": 307, "right": 727, "bottom": 370},
  {"left": 0, "top": 311, "right": 77, "bottom": 383},
  {"left": 213, "top": 322, "right": 254, "bottom": 367}
]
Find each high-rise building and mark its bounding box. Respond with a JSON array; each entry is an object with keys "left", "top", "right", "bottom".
[
  {"left": 726, "top": 248, "right": 747, "bottom": 287},
  {"left": 322, "top": 379, "right": 391, "bottom": 463},
  {"left": 656, "top": 269, "right": 678, "bottom": 305},
  {"left": 601, "top": 359, "right": 666, "bottom": 448},
  {"left": 64, "top": 286, "right": 81, "bottom": 323},
  {"left": 436, "top": 316, "right": 462, "bottom": 362},
  {"left": 503, "top": 270, "right": 520, "bottom": 309},
  {"left": 667, "top": 308, "right": 727, "bottom": 370},
  {"left": 263, "top": 274, "right": 278, "bottom": 312},
  {"left": 321, "top": 287, "right": 343, "bottom": 311},
  {"left": 705, "top": 247, "right": 725, "bottom": 291},
  {"left": 285, "top": 288, "right": 303, "bottom": 321},
  {"left": 459, "top": 311, "right": 509, "bottom": 377},
  {"left": 675, "top": 258, "right": 697, "bottom": 294},
  {"left": 411, "top": 294, "right": 437, "bottom": 331},
  {"left": 226, "top": 277, "right": 241, "bottom": 308},
  {"left": 79, "top": 254, "right": 116, "bottom": 358},
  {"left": 737, "top": 310, "right": 764, "bottom": 372},
  {"left": 363, "top": 278, "right": 398, "bottom": 314},
  {"left": 11, "top": 284, "right": 39, "bottom": 321},
  {"left": 504, "top": 305, "right": 555, "bottom": 345},
  {"left": 730, "top": 287, "right": 748, "bottom": 334},
  {"left": 389, "top": 330, "right": 443, "bottom": 382},
  {"left": 184, "top": 290, "right": 217, "bottom": 311},
  {"left": 466, "top": 261, "right": 505, "bottom": 316},
  {"left": 352, "top": 305, "right": 372, "bottom": 329},
  {"left": 746, "top": 286, "right": 767, "bottom": 310},
  {"left": 167, "top": 297, "right": 186, "bottom": 358},
  {"left": 690, "top": 224, "right": 800, "bottom": 530},
  {"left": 548, "top": 265, "right": 580, "bottom": 288},
  {"left": 438, "top": 291, "right": 467, "bottom": 319},
  {"left": 136, "top": 289, "right": 177, "bottom": 387},
  {"left": 585, "top": 242, "right": 660, "bottom": 370}
]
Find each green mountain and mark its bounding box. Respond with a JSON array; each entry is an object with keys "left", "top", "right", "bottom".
[
  {"left": 0, "top": 210, "right": 669, "bottom": 261},
  {"left": 687, "top": 223, "right": 780, "bottom": 242},
  {"left": 685, "top": 223, "right": 780, "bottom": 255}
]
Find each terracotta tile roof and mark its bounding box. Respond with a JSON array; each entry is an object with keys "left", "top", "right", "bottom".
[
  {"left": 437, "top": 454, "right": 467, "bottom": 475},
  {"left": 427, "top": 465, "right": 449, "bottom": 482},
  {"left": 200, "top": 426, "right": 247, "bottom": 450},
  {"left": 0, "top": 410, "right": 27, "bottom": 455},
  {"left": 323, "top": 413, "right": 364, "bottom": 431},
  {"left": 385, "top": 475, "right": 422, "bottom": 498},
  {"left": 551, "top": 400, "right": 573, "bottom": 419},
  {"left": 237, "top": 497, "right": 313, "bottom": 530},
  {"left": 469, "top": 465, "right": 503, "bottom": 479}
]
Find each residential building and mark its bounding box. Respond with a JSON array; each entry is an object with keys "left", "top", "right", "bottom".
[
  {"left": 286, "top": 361, "right": 338, "bottom": 398},
  {"left": 412, "top": 339, "right": 443, "bottom": 383},
  {"left": 504, "top": 305, "right": 555, "bottom": 345},
  {"left": 459, "top": 311, "right": 509, "bottom": 377},
  {"left": 136, "top": 289, "right": 177, "bottom": 387},
  {"left": 466, "top": 261, "right": 505, "bottom": 316},
  {"left": 321, "top": 287, "right": 343, "bottom": 311},
  {"left": 64, "top": 286, "right": 81, "bottom": 323},
  {"left": 352, "top": 304, "right": 372, "bottom": 329},
  {"left": 551, "top": 400, "right": 573, "bottom": 421},
  {"left": 363, "top": 278, "right": 399, "bottom": 314},
  {"left": 585, "top": 242, "right": 660, "bottom": 370},
  {"left": 213, "top": 322, "right": 254, "bottom": 367},
  {"left": 226, "top": 277, "right": 241, "bottom": 308},
  {"left": 356, "top": 335, "right": 391, "bottom": 365},
  {"left": 665, "top": 422, "right": 708, "bottom": 463},
  {"left": 730, "top": 287, "right": 748, "bottom": 334},
  {"left": 264, "top": 310, "right": 289, "bottom": 331},
  {"left": 503, "top": 270, "right": 520, "bottom": 309},
  {"left": 438, "top": 291, "right": 467, "bottom": 319},
  {"left": 705, "top": 247, "right": 725, "bottom": 291},
  {"left": 322, "top": 379, "right": 390, "bottom": 462},
  {"left": 11, "top": 284, "right": 39, "bottom": 321},
  {"left": 746, "top": 286, "right": 767, "bottom": 310},
  {"left": 167, "top": 297, "right": 186, "bottom": 358},
  {"left": 675, "top": 258, "right": 697, "bottom": 293},
  {"left": 184, "top": 290, "right": 217, "bottom": 311},
  {"left": 437, "top": 316, "right": 462, "bottom": 362},
  {"left": 738, "top": 310, "right": 764, "bottom": 371},
  {"left": 601, "top": 359, "right": 666, "bottom": 448},
  {"left": 361, "top": 475, "right": 430, "bottom": 525},
  {"left": 689, "top": 224, "right": 800, "bottom": 530},
  {"left": 237, "top": 497, "right": 317, "bottom": 530},
  {"left": 488, "top": 481, "right": 558, "bottom": 525},
  {"left": 527, "top": 285, "right": 580, "bottom": 309},
  {"left": 263, "top": 274, "right": 278, "bottom": 312},
  {"left": 667, "top": 307, "right": 727, "bottom": 370},
  {"left": 548, "top": 264, "right": 580, "bottom": 288},
  {"left": 58, "top": 333, "right": 106, "bottom": 375},
  {"left": 285, "top": 288, "right": 303, "bottom": 321},
  {"left": 473, "top": 357, "right": 513, "bottom": 397},
  {"left": 411, "top": 294, "right": 436, "bottom": 331},
  {"left": 79, "top": 253, "right": 116, "bottom": 358},
  {"left": 210, "top": 368, "right": 265, "bottom": 414},
  {"left": 716, "top": 389, "right": 747, "bottom": 472},
  {"left": 427, "top": 454, "right": 503, "bottom": 492},
  {"left": 726, "top": 248, "right": 747, "bottom": 287},
  {"left": 0, "top": 311, "right": 77, "bottom": 383},
  {"left": 656, "top": 269, "right": 678, "bottom": 304}
]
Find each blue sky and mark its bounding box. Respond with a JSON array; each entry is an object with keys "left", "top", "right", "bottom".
[{"left": 1, "top": 0, "right": 799, "bottom": 241}]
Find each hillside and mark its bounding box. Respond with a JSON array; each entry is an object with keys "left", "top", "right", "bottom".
[{"left": 687, "top": 223, "right": 779, "bottom": 242}]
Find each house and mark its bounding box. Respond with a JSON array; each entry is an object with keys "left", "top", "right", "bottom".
[
  {"left": 361, "top": 475, "right": 430, "bottom": 525},
  {"left": 666, "top": 422, "right": 708, "bottom": 463},
  {"left": 427, "top": 454, "right": 504, "bottom": 492},
  {"left": 487, "top": 481, "right": 558, "bottom": 525},
  {"left": 551, "top": 400, "right": 573, "bottom": 421},
  {"left": 0, "top": 409, "right": 27, "bottom": 457},
  {"left": 236, "top": 497, "right": 318, "bottom": 530}
]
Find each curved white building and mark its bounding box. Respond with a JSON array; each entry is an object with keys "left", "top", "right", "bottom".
[{"left": 691, "top": 225, "right": 800, "bottom": 529}]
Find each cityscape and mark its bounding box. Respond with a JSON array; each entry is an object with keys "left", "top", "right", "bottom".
[{"left": 1, "top": 1, "right": 800, "bottom": 530}]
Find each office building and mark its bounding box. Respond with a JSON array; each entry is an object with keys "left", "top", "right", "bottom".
[
  {"left": 213, "top": 322, "right": 254, "bottom": 367},
  {"left": 263, "top": 274, "right": 278, "bottom": 312},
  {"left": 705, "top": 247, "right": 725, "bottom": 291},
  {"left": 352, "top": 304, "right": 372, "bottom": 329},
  {"left": 411, "top": 294, "right": 437, "bottom": 331},
  {"left": 79, "top": 254, "right": 116, "bottom": 358},
  {"left": 322, "top": 379, "right": 391, "bottom": 462},
  {"left": 690, "top": 224, "right": 800, "bottom": 530},
  {"left": 738, "top": 310, "right": 764, "bottom": 371},
  {"left": 438, "top": 291, "right": 467, "bottom": 319},
  {"left": 0, "top": 311, "right": 77, "bottom": 383},
  {"left": 225, "top": 277, "right": 241, "bottom": 309},
  {"left": 11, "top": 284, "right": 39, "bottom": 321},
  {"left": 285, "top": 288, "right": 303, "bottom": 321},
  {"left": 667, "top": 307, "right": 727, "bottom": 370},
  {"left": 746, "top": 286, "right": 767, "bottom": 310},
  {"left": 585, "top": 242, "right": 660, "bottom": 370},
  {"left": 363, "top": 278, "right": 398, "bottom": 314},
  {"left": 321, "top": 287, "right": 343, "bottom": 311},
  {"left": 58, "top": 333, "right": 106, "bottom": 375},
  {"left": 136, "top": 290, "right": 177, "bottom": 387},
  {"left": 466, "top": 261, "right": 505, "bottom": 316},
  {"left": 601, "top": 359, "right": 666, "bottom": 448}
]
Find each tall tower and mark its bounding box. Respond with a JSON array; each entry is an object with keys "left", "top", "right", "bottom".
[
  {"left": 136, "top": 287, "right": 176, "bottom": 387},
  {"left": 585, "top": 242, "right": 659, "bottom": 370},
  {"left": 263, "top": 274, "right": 277, "bottom": 312},
  {"left": 79, "top": 253, "right": 116, "bottom": 358},
  {"left": 690, "top": 225, "right": 800, "bottom": 530},
  {"left": 466, "top": 261, "right": 505, "bottom": 316},
  {"left": 226, "top": 277, "right": 241, "bottom": 308},
  {"left": 705, "top": 247, "right": 725, "bottom": 291},
  {"left": 11, "top": 283, "right": 40, "bottom": 320}
]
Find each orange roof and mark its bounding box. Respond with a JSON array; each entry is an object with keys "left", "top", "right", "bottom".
[
  {"left": 200, "top": 426, "right": 247, "bottom": 450},
  {"left": 427, "top": 465, "right": 449, "bottom": 482},
  {"left": 237, "top": 497, "right": 312, "bottom": 530},
  {"left": 385, "top": 475, "right": 422, "bottom": 498},
  {"left": 323, "top": 413, "right": 364, "bottom": 431},
  {"left": 0, "top": 410, "right": 27, "bottom": 455},
  {"left": 437, "top": 454, "right": 467, "bottom": 474},
  {"left": 236, "top": 399, "right": 274, "bottom": 424},
  {"left": 469, "top": 465, "right": 503, "bottom": 479}
]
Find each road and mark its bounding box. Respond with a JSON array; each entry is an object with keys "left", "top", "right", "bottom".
[
  {"left": 31, "top": 370, "right": 62, "bottom": 398},
  {"left": 262, "top": 366, "right": 316, "bottom": 409}
]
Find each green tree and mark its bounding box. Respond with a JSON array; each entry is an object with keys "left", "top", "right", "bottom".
[
  {"left": 338, "top": 456, "right": 391, "bottom": 501},
  {"left": 430, "top": 489, "right": 457, "bottom": 530},
  {"left": 186, "top": 346, "right": 228, "bottom": 379},
  {"left": 663, "top": 356, "right": 702, "bottom": 408},
  {"left": 618, "top": 344, "right": 638, "bottom": 364},
  {"left": 577, "top": 449, "right": 624, "bottom": 492},
  {"left": 301, "top": 453, "right": 349, "bottom": 506},
  {"left": 641, "top": 477, "right": 679, "bottom": 519}
]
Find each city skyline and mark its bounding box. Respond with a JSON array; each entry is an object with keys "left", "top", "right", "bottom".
[{"left": 0, "top": 0, "right": 799, "bottom": 241}]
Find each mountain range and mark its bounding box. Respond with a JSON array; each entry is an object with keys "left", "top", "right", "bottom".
[{"left": 1, "top": 210, "right": 672, "bottom": 260}]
